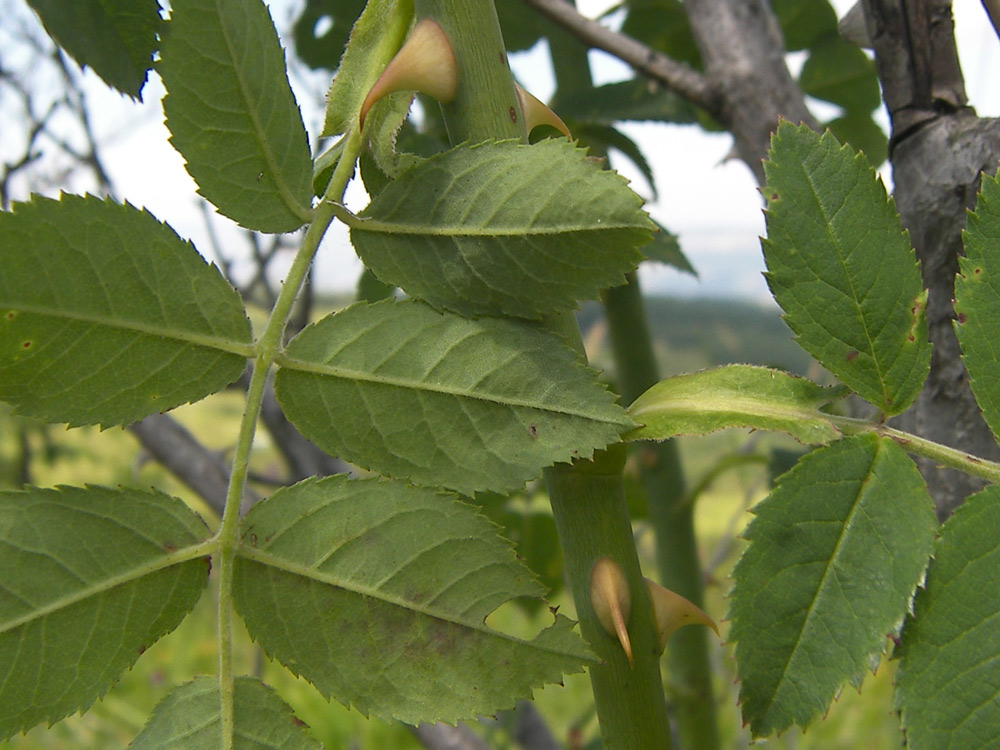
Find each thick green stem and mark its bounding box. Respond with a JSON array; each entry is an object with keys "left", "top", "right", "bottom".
[
  {"left": 413, "top": 1, "right": 672, "bottom": 746},
  {"left": 549, "top": 15, "right": 718, "bottom": 745},
  {"left": 603, "top": 278, "right": 721, "bottom": 750},
  {"left": 214, "top": 129, "right": 361, "bottom": 749}
]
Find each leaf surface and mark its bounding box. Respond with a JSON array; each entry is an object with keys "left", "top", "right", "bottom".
[
  {"left": 26, "top": 0, "right": 161, "bottom": 99},
  {"left": 895, "top": 486, "right": 1000, "bottom": 750},
  {"left": 0, "top": 194, "right": 252, "bottom": 427},
  {"left": 0, "top": 486, "right": 210, "bottom": 739},
  {"left": 131, "top": 677, "right": 321, "bottom": 749},
  {"left": 349, "top": 139, "right": 654, "bottom": 318},
  {"left": 233, "top": 476, "right": 593, "bottom": 724},
  {"left": 158, "top": 0, "right": 312, "bottom": 232},
  {"left": 728, "top": 434, "right": 936, "bottom": 737},
  {"left": 625, "top": 365, "right": 847, "bottom": 444},
  {"left": 762, "top": 122, "right": 930, "bottom": 414},
  {"left": 274, "top": 299, "right": 632, "bottom": 495},
  {"left": 955, "top": 171, "right": 1000, "bottom": 444}
]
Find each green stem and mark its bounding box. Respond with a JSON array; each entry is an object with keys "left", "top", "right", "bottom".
[
  {"left": 214, "top": 128, "right": 362, "bottom": 750},
  {"left": 825, "top": 415, "right": 1000, "bottom": 485},
  {"left": 603, "top": 278, "right": 721, "bottom": 750},
  {"left": 414, "top": 1, "right": 672, "bottom": 746}
]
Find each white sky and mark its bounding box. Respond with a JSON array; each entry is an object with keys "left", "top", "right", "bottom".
[{"left": 10, "top": 0, "right": 1000, "bottom": 304}]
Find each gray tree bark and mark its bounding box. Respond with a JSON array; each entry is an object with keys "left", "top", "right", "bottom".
[{"left": 863, "top": 0, "right": 1000, "bottom": 517}]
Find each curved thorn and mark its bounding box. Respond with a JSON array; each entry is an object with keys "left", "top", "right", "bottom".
[
  {"left": 645, "top": 577, "right": 718, "bottom": 654},
  {"left": 360, "top": 19, "right": 458, "bottom": 128},
  {"left": 515, "top": 83, "right": 571, "bottom": 138},
  {"left": 590, "top": 557, "right": 633, "bottom": 667}
]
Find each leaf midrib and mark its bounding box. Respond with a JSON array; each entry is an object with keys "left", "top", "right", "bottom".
[
  {"left": 761, "top": 441, "right": 886, "bottom": 724},
  {"left": 7, "top": 302, "right": 254, "bottom": 358},
  {"left": 0, "top": 541, "right": 213, "bottom": 636},
  {"left": 350, "top": 217, "right": 645, "bottom": 237},
  {"left": 236, "top": 546, "right": 596, "bottom": 662},
  {"left": 276, "top": 353, "right": 633, "bottom": 427}
]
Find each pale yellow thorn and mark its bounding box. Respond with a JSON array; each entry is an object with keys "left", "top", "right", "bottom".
[
  {"left": 645, "top": 578, "right": 718, "bottom": 654},
  {"left": 590, "top": 557, "right": 633, "bottom": 667},
  {"left": 360, "top": 19, "right": 458, "bottom": 128},
  {"left": 514, "top": 83, "right": 571, "bottom": 138}
]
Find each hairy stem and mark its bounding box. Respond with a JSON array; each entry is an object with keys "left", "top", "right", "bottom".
[{"left": 214, "top": 128, "right": 362, "bottom": 749}]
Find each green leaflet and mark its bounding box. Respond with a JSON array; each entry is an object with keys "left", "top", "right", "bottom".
[
  {"left": 274, "top": 299, "right": 632, "bottom": 495},
  {"left": 0, "top": 486, "right": 210, "bottom": 739},
  {"left": 348, "top": 139, "right": 654, "bottom": 318},
  {"left": 158, "top": 0, "right": 313, "bottom": 233},
  {"left": 26, "top": 0, "right": 161, "bottom": 99},
  {"left": 799, "top": 34, "right": 880, "bottom": 113},
  {"left": 955, "top": 171, "right": 1000, "bottom": 444},
  {"left": 0, "top": 194, "right": 252, "bottom": 428},
  {"left": 762, "top": 122, "right": 930, "bottom": 415},
  {"left": 728, "top": 434, "right": 936, "bottom": 737},
  {"left": 895, "top": 486, "right": 1000, "bottom": 750},
  {"left": 131, "top": 677, "right": 321, "bottom": 749},
  {"left": 625, "top": 365, "right": 847, "bottom": 444},
  {"left": 321, "top": 0, "right": 413, "bottom": 137},
  {"left": 233, "top": 476, "right": 593, "bottom": 724}
]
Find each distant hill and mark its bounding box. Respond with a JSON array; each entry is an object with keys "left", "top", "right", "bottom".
[{"left": 579, "top": 295, "right": 815, "bottom": 378}]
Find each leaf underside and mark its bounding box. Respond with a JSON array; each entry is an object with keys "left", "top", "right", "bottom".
[
  {"left": 761, "top": 122, "right": 930, "bottom": 415},
  {"left": 895, "top": 486, "right": 1000, "bottom": 750},
  {"left": 158, "top": 0, "right": 312, "bottom": 233},
  {"left": 625, "top": 364, "right": 846, "bottom": 444},
  {"left": 350, "top": 139, "right": 653, "bottom": 318},
  {"left": 233, "top": 476, "right": 593, "bottom": 725},
  {"left": 26, "top": 0, "right": 161, "bottom": 99},
  {"left": 728, "top": 434, "right": 936, "bottom": 737},
  {"left": 131, "top": 676, "right": 321, "bottom": 749},
  {"left": 955, "top": 170, "right": 1000, "bottom": 444},
  {"left": 274, "top": 299, "right": 632, "bottom": 495},
  {"left": 0, "top": 486, "right": 210, "bottom": 739},
  {"left": 0, "top": 194, "right": 252, "bottom": 428}
]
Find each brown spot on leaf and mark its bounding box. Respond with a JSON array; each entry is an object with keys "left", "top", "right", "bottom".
[
  {"left": 846, "top": 350, "right": 859, "bottom": 361},
  {"left": 528, "top": 423, "right": 539, "bottom": 439},
  {"left": 5, "top": 311, "right": 15, "bottom": 320},
  {"left": 509, "top": 106, "right": 517, "bottom": 123},
  {"left": 22, "top": 340, "right": 31, "bottom": 349}
]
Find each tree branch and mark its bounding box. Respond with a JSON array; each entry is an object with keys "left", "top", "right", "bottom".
[
  {"left": 518, "top": 0, "right": 716, "bottom": 112},
  {"left": 128, "top": 413, "right": 254, "bottom": 515},
  {"left": 409, "top": 722, "right": 490, "bottom": 750}
]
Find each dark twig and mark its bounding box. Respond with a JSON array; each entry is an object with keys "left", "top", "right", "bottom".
[
  {"left": 513, "top": 701, "right": 560, "bottom": 750},
  {"left": 409, "top": 723, "right": 491, "bottom": 750},
  {"left": 519, "top": 0, "right": 715, "bottom": 112},
  {"left": 129, "top": 413, "right": 258, "bottom": 515}
]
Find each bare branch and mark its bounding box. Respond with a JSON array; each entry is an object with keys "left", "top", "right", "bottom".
[
  {"left": 409, "top": 723, "right": 490, "bottom": 750},
  {"left": 129, "top": 413, "right": 240, "bottom": 515},
  {"left": 519, "top": 0, "right": 716, "bottom": 112}
]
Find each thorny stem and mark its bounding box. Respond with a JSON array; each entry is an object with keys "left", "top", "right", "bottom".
[
  {"left": 413, "top": 0, "right": 674, "bottom": 746},
  {"left": 214, "top": 128, "right": 362, "bottom": 750}
]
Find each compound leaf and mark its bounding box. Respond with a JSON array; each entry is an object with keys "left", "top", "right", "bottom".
[
  {"left": 131, "top": 677, "right": 321, "bottom": 749},
  {"left": 0, "top": 194, "right": 252, "bottom": 428},
  {"left": 26, "top": 0, "right": 161, "bottom": 99},
  {"left": 348, "top": 139, "right": 654, "bottom": 318},
  {"left": 274, "top": 299, "right": 632, "bottom": 495},
  {"left": 158, "top": 0, "right": 312, "bottom": 233},
  {"left": 895, "top": 486, "right": 1000, "bottom": 750},
  {"left": 233, "top": 476, "right": 593, "bottom": 724},
  {"left": 955, "top": 171, "right": 1000, "bottom": 444},
  {"left": 762, "top": 122, "right": 930, "bottom": 415},
  {"left": 729, "top": 434, "right": 936, "bottom": 737},
  {"left": 0, "top": 486, "right": 210, "bottom": 739},
  {"left": 626, "top": 365, "right": 847, "bottom": 444}
]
